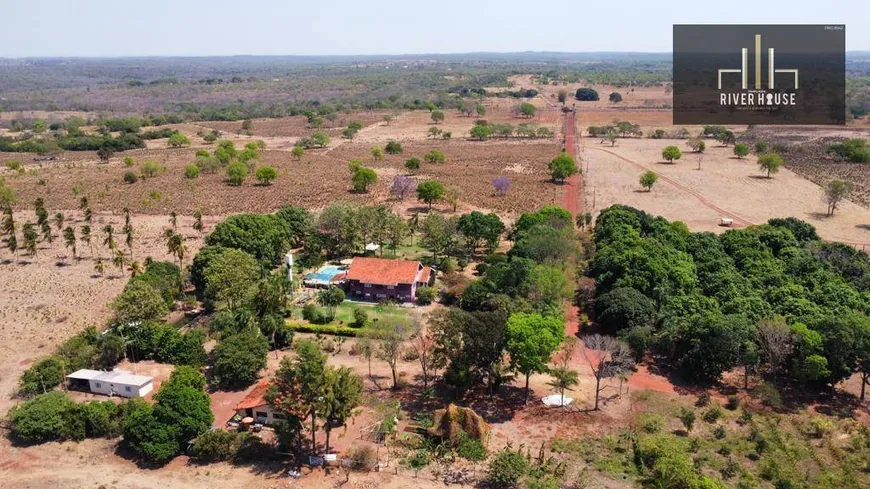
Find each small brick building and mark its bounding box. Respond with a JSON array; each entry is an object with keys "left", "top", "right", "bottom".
[{"left": 345, "top": 257, "right": 432, "bottom": 303}]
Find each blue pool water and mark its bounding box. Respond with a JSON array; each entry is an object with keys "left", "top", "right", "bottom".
[{"left": 304, "top": 266, "right": 344, "bottom": 282}]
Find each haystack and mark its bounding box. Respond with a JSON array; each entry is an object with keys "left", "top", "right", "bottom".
[{"left": 427, "top": 403, "right": 489, "bottom": 448}]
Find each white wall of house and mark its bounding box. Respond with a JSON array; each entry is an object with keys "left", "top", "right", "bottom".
[
  {"left": 88, "top": 379, "right": 153, "bottom": 398},
  {"left": 237, "top": 404, "right": 284, "bottom": 425}
]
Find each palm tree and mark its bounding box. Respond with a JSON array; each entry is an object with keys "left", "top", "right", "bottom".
[
  {"left": 22, "top": 222, "right": 38, "bottom": 257},
  {"left": 94, "top": 258, "right": 105, "bottom": 277},
  {"left": 166, "top": 231, "right": 187, "bottom": 269},
  {"left": 63, "top": 226, "right": 77, "bottom": 259},
  {"left": 84, "top": 207, "right": 93, "bottom": 225},
  {"left": 80, "top": 225, "right": 92, "bottom": 256},
  {"left": 123, "top": 224, "right": 134, "bottom": 258},
  {"left": 169, "top": 211, "right": 177, "bottom": 229},
  {"left": 112, "top": 249, "right": 126, "bottom": 276},
  {"left": 123, "top": 207, "right": 131, "bottom": 227},
  {"left": 40, "top": 220, "right": 53, "bottom": 244},
  {"left": 193, "top": 211, "right": 203, "bottom": 234},
  {"left": 546, "top": 366, "right": 579, "bottom": 407},
  {"left": 78, "top": 196, "right": 89, "bottom": 211},
  {"left": 129, "top": 261, "right": 142, "bottom": 277},
  {"left": 102, "top": 225, "right": 116, "bottom": 251},
  {"left": 54, "top": 212, "right": 64, "bottom": 231}
]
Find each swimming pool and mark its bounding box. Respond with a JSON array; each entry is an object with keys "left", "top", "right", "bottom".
[{"left": 304, "top": 265, "right": 345, "bottom": 284}]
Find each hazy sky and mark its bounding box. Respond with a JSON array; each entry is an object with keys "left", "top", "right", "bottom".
[{"left": 1, "top": 0, "right": 864, "bottom": 57}]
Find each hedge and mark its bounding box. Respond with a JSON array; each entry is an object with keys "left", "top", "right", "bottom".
[{"left": 285, "top": 322, "right": 365, "bottom": 337}]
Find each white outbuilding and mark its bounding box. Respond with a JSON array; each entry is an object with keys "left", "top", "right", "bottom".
[{"left": 66, "top": 369, "right": 154, "bottom": 398}]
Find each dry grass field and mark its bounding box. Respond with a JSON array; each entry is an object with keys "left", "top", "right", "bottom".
[{"left": 581, "top": 136, "right": 870, "bottom": 247}]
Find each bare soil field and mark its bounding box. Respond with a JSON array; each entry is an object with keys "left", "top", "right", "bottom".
[
  {"left": 1, "top": 138, "right": 563, "bottom": 217},
  {"left": 195, "top": 111, "right": 390, "bottom": 139},
  {"left": 581, "top": 136, "right": 870, "bottom": 247}
]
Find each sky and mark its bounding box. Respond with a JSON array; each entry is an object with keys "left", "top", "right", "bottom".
[{"left": 0, "top": 0, "right": 865, "bottom": 57}]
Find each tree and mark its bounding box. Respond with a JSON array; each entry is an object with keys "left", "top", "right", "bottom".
[
  {"left": 193, "top": 211, "right": 204, "bottom": 234},
  {"left": 167, "top": 133, "right": 190, "bottom": 147},
  {"left": 96, "top": 146, "right": 114, "bottom": 164},
  {"left": 62, "top": 226, "right": 77, "bottom": 259},
  {"left": 390, "top": 174, "right": 416, "bottom": 200},
  {"left": 424, "top": 149, "right": 445, "bottom": 164},
  {"left": 317, "top": 285, "right": 345, "bottom": 319},
  {"left": 548, "top": 152, "right": 579, "bottom": 183},
  {"left": 582, "top": 334, "right": 634, "bottom": 410},
  {"left": 557, "top": 89, "right": 568, "bottom": 104},
  {"left": 203, "top": 248, "right": 260, "bottom": 310},
  {"left": 757, "top": 153, "right": 783, "bottom": 178},
  {"left": 255, "top": 165, "right": 278, "bottom": 185},
  {"left": 686, "top": 138, "right": 706, "bottom": 153},
  {"left": 405, "top": 158, "right": 421, "bottom": 173},
  {"left": 319, "top": 366, "right": 363, "bottom": 455},
  {"left": 575, "top": 88, "right": 600, "bottom": 101},
  {"left": 458, "top": 211, "right": 505, "bottom": 254},
  {"left": 9, "top": 391, "right": 82, "bottom": 443},
  {"left": 417, "top": 180, "right": 445, "bottom": 209},
  {"left": 385, "top": 140, "right": 403, "bottom": 154},
  {"left": 662, "top": 146, "right": 682, "bottom": 163},
  {"left": 595, "top": 287, "right": 657, "bottom": 334},
  {"left": 493, "top": 176, "right": 510, "bottom": 196},
  {"left": 372, "top": 314, "right": 414, "bottom": 389},
  {"left": 112, "top": 280, "right": 169, "bottom": 324},
  {"left": 733, "top": 143, "right": 750, "bottom": 159},
  {"left": 205, "top": 213, "right": 290, "bottom": 267},
  {"left": 470, "top": 124, "right": 493, "bottom": 140},
  {"left": 430, "top": 110, "right": 445, "bottom": 123},
  {"left": 547, "top": 365, "right": 579, "bottom": 408},
  {"left": 370, "top": 146, "right": 384, "bottom": 161},
  {"left": 312, "top": 131, "right": 330, "bottom": 148},
  {"left": 518, "top": 102, "right": 536, "bottom": 118},
  {"left": 226, "top": 161, "right": 249, "bottom": 186},
  {"left": 825, "top": 179, "right": 854, "bottom": 216},
  {"left": 22, "top": 222, "right": 38, "bottom": 257},
  {"left": 639, "top": 171, "right": 659, "bottom": 192},
  {"left": 351, "top": 166, "right": 378, "bottom": 193},
  {"left": 212, "top": 331, "right": 268, "bottom": 389},
  {"left": 476, "top": 103, "right": 486, "bottom": 116},
  {"left": 102, "top": 224, "right": 117, "bottom": 251},
  {"left": 678, "top": 407, "right": 696, "bottom": 433},
  {"left": 165, "top": 231, "right": 187, "bottom": 270},
  {"left": 19, "top": 356, "right": 66, "bottom": 396},
  {"left": 609, "top": 92, "right": 623, "bottom": 103},
  {"left": 291, "top": 145, "right": 305, "bottom": 160},
  {"left": 505, "top": 313, "right": 564, "bottom": 403},
  {"left": 268, "top": 339, "right": 327, "bottom": 452}
]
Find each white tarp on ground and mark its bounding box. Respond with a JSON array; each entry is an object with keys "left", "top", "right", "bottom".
[{"left": 541, "top": 394, "right": 573, "bottom": 407}]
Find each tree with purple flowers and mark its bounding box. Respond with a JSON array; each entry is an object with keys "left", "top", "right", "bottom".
[
  {"left": 493, "top": 176, "right": 510, "bottom": 196},
  {"left": 390, "top": 175, "right": 416, "bottom": 201}
]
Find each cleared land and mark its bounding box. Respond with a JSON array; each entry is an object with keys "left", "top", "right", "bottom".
[{"left": 582, "top": 136, "right": 870, "bottom": 247}]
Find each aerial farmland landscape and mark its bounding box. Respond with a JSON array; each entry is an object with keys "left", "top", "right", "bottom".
[{"left": 2, "top": 4, "right": 870, "bottom": 489}]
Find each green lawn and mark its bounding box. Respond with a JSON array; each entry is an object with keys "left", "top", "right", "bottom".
[{"left": 330, "top": 301, "right": 411, "bottom": 326}]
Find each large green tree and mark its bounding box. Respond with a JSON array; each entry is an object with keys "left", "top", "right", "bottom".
[{"left": 505, "top": 313, "right": 564, "bottom": 403}]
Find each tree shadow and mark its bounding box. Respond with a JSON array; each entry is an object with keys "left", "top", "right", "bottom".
[
  {"left": 807, "top": 212, "right": 832, "bottom": 220},
  {"left": 747, "top": 175, "right": 772, "bottom": 180},
  {"left": 856, "top": 224, "right": 870, "bottom": 231}
]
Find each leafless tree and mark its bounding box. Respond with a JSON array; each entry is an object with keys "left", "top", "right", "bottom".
[
  {"left": 372, "top": 313, "right": 414, "bottom": 389},
  {"left": 756, "top": 319, "right": 793, "bottom": 376},
  {"left": 410, "top": 322, "right": 442, "bottom": 390},
  {"left": 582, "top": 334, "right": 635, "bottom": 410}
]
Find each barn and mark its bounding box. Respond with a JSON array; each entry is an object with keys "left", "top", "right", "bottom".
[{"left": 66, "top": 369, "right": 154, "bottom": 398}]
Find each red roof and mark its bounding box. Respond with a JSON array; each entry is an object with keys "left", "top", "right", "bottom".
[
  {"left": 235, "top": 380, "right": 272, "bottom": 410},
  {"left": 418, "top": 266, "right": 431, "bottom": 284},
  {"left": 345, "top": 257, "right": 424, "bottom": 286}
]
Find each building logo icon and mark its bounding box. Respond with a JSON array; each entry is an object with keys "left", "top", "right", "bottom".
[{"left": 717, "top": 34, "right": 799, "bottom": 90}]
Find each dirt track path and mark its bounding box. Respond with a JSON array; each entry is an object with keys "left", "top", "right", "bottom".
[
  {"left": 588, "top": 146, "right": 754, "bottom": 227},
  {"left": 561, "top": 111, "right": 581, "bottom": 219}
]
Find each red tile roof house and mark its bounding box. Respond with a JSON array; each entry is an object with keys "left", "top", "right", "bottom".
[
  {"left": 233, "top": 380, "right": 285, "bottom": 425},
  {"left": 345, "top": 257, "right": 432, "bottom": 303}
]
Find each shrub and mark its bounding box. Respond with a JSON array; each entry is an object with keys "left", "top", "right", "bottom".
[
  {"left": 640, "top": 413, "right": 665, "bottom": 433},
  {"left": 302, "top": 303, "right": 331, "bottom": 324},
  {"left": 385, "top": 140, "right": 403, "bottom": 154},
  {"left": 713, "top": 425, "right": 727, "bottom": 439},
  {"left": 140, "top": 160, "right": 162, "bottom": 178},
  {"left": 696, "top": 392, "right": 712, "bottom": 407},
  {"left": 351, "top": 307, "right": 368, "bottom": 328},
  {"left": 285, "top": 322, "right": 359, "bottom": 337},
  {"left": 805, "top": 417, "right": 835, "bottom": 438},
  {"left": 123, "top": 156, "right": 135, "bottom": 167},
  {"left": 9, "top": 391, "right": 83, "bottom": 443},
  {"left": 346, "top": 445, "right": 377, "bottom": 471},
  {"left": 678, "top": 407, "right": 696, "bottom": 433},
  {"left": 662, "top": 145, "right": 682, "bottom": 163},
  {"left": 19, "top": 356, "right": 66, "bottom": 397},
  {"left": 192, "top": 430, "right": 244, "bottom": 462},
  {"left": 703, "top": 404, "right": 723, "bottom": 423},
  {"left": 416, "top": 286, "right": 436, "bottom": 305},
  {"left": 226, "top": 161, "right": 249, "bottom": 185},
  {"left": 725, "top": 395, "right": 741, "bottom": 410},
  {"left": 254, "top": 165, "right": 277, "bottom": 185},
  {"left": 123, "top": 171, "right": 138, "bottom": 184},
  {"left": 184, "top": 164, "right": 200, "bottom": 179},
  {"left": 405, "top": 158, "right": 421, "bottom": 171},
  {"left": 488, "top": 448, "right": 530, "bottom": 486}
]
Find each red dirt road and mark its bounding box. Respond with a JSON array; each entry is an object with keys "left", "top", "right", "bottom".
[{"left": 561, "top": 111, "right": 581, "bottom": 219}]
